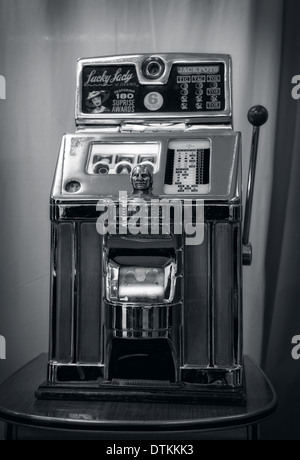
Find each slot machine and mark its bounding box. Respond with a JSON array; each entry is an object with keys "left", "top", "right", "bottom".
[{"left": 36, "top": 54, "right": 268, "bottom": 403}]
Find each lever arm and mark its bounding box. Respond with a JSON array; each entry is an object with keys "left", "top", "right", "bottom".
[{"left": 243, "top": 105, "right": 269, "bottom": 266}]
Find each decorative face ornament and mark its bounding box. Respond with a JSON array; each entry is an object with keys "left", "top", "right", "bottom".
[{"left": 131, "top": 164, "right": 153, "bottom": 194}]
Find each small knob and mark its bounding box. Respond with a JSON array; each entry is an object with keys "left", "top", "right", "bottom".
[{"left": 248, "top": 105, "right": 269, "bottom": 127}]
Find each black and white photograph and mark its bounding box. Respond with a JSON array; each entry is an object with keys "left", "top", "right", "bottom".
[{"left": 0, "top": 0, "right": 299, "bottom": 442}]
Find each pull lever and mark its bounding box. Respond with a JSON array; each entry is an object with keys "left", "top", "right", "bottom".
[{"left": 243, "top": 105, "right": 269, "bottom": 266}]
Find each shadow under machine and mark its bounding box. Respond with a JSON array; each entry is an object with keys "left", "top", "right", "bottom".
[{"left": 37, "top": 53, "right": 268, "bottom": 403}]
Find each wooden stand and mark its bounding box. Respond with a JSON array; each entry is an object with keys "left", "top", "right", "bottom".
[{"left": 0, "top": 355, "right": 276, "bottom": 440}]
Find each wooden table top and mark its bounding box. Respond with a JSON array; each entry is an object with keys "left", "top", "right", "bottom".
[{"left": 0, "top": 355, "right": 277, "bottom": 433}]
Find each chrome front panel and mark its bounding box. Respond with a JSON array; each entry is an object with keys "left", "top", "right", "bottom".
[
  {"left": 51, "top": 131, "right": 241, "bottom": 203},
  {"left": 49, "top": 206, "right": 242, "bottom": 380}
]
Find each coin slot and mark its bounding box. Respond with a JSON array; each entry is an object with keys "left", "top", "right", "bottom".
[
  {"left": 142, "top": 57, "right": 165, "bottom": 80},
  {"left": 146, "top": 62, "right": 162, "bottom": 78}
]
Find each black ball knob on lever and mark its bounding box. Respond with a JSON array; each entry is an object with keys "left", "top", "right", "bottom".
[
  {"left": 243, "top": 105, "right": 269, "bottom": 266},
  {"left": 248, "top": 105, "right": 269, "bottom": 127}
]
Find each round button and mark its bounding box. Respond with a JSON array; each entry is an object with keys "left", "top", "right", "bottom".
[
  {"left": 144, "top": 92, "right": 164, "bottom": 111},
  {"left": 65, "top": 180, "right": 81, "bottom": 193}
]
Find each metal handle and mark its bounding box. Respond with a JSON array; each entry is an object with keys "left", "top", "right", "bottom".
[{"left": 243, "top": 105, "right": 269, "bottom": 266}]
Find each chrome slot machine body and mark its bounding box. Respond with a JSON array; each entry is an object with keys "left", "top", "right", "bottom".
[{"left": 36, "top": 54, "right": 267, "bottom": 404}]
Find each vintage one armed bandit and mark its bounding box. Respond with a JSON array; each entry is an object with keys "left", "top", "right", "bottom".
[{"left": 36, "top": 54, "right": 268, "bottom": 403}]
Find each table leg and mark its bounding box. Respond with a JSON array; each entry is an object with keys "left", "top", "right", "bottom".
[
  {"left": 4, "top": 423, "right": 15, "bottom": 441},
  {"left": 247, "top": 424, "right": 260, "bottom": 440}
]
